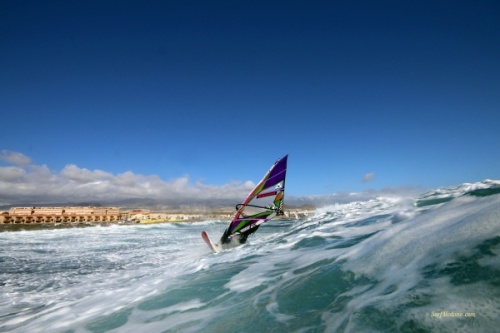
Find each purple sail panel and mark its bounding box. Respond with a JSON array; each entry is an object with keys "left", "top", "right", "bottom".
[
  {"left": 262, "top": 155, "right": 288, "bottom": 189},
  {"left": 262, "top": 169, "right": 286, "bottom": 189}
]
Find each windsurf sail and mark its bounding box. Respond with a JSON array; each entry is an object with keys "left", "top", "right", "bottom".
[{"left": 221, "top": 154, "right": 288, "bottom": 243}]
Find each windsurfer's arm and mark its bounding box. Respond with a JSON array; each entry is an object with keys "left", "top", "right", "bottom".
[{"left": 268, "top": 204, "right": 283, "bottom": 216}]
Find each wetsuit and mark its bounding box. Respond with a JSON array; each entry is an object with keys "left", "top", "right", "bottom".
[{"left": 220, "top": 224, "right": 260, "bottom": 245}]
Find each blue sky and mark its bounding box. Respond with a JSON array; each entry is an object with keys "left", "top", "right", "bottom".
[{"left": 1, "top": 1, "right": 499, "bottom": 205}]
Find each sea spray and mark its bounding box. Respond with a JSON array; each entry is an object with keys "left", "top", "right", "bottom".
[{"left": 1, "top": 180, "right": 499, "bottom": 332}]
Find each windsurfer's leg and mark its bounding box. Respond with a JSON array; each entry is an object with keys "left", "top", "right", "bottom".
[
  {"left": 239, "top": 234, "right": 248, "bottom": 244},
  {"left": 239, "top": 225, "right": 260, "bottom": 244},
  {"left": 220, "top": 228, "right": 232, "bottom": 244}
]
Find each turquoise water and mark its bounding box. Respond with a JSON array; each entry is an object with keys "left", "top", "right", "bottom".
[{"left": 1, "top": 180, "right": 500, "bottom": 332}]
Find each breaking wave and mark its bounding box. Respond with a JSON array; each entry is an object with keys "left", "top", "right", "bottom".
[{"left": 1, "top": 180, "right": 500, "bottom": 332}]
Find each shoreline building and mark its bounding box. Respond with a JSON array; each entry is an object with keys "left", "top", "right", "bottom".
[
  {"left": 0, "top": 206, "right": 314, "bottom": 225},
  {"left": 0, "top": 206, "right": 121, "bottom": 224}
]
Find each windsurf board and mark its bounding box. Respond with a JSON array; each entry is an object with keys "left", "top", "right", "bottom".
[{"left": 201, "top": 231, "right": 222, "bottom": 253}]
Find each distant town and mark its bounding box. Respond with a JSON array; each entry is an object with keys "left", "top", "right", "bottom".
[{"left": 0, "top": 205, "right": 315, "bottom": 226}]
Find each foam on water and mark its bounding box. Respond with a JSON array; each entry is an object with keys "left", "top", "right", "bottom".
[
  {"left": 329, "top": 194, "right": 500, "bottom": 332},
  {"left": 1, "top": 223, "right": 215, "bottom": 332},
  {"left": 1, "top": 180, "right": 500, "bottom": 332}
]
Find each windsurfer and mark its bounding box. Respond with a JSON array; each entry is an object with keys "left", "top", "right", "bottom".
[
  {"left": 201, "top": 155, "right": 288, "bottom": 253},
  {"left": 220, "top": 224, "right": 260, "bottom": 245}
]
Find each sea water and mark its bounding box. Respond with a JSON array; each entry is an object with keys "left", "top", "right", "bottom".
[{"left": 1, "top": 180, "right": 500, "bottom": 333}]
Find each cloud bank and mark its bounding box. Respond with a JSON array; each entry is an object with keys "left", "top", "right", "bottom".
[
  {"left": 0, "top": 150, "right": 423, "bottom": 208},
  {"left": 0, "top": 150, "right": 31, "bottom": 166},
  {"left": 0, "top": 151, "right": 255, "bottom": 206}
]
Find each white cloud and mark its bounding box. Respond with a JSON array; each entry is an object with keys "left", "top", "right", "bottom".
[
  {"left": 0, "top": 151, "right": 254, "bottom": 205},
  {"left": 60, "top": 164, "right": 113, "bottom": 183},
  {"left": 362, "top": 172, "right": 375, "bottom": 183},
  {"left": 0, "top": 166, "right": 27, "bottom": 182},
  {"left": 0, "top": 150, "right": 31, "bottom": 165},
  {"left": 0, "top": 151, "right": 422, "bottom": 208}
]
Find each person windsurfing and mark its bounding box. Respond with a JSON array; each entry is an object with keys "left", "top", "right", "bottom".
[
  {"left": 219, "top": 205, "right": 284, "bottom": 245},
  {"left": 201, "top": 155, "right": 288, "bottom": 252},
  {"left": 219, "top": 222, "right": 259, "bottom": 245}
]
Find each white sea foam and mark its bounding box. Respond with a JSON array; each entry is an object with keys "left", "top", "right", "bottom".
[
  {"left": 326, "top": 194, "right": 500, "bottom": 332},
  {"left": 1, "top": 182, "right": 499, "bottom": 332}
]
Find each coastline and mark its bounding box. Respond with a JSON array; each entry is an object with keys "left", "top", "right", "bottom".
[
  {"left": 0, "top": 215, "right": 313, "bottom": 232},
  {"left": 0, "top": 219, "right": 217, "bottom": 232},
  {"left": 0, "top": 206, "right": 315, "bottom": 232},
  {"left": 0, "top": 223, "right": 103, "bottom": 232}
]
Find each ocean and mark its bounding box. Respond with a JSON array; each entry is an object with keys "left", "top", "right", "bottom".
[{"left": 1, "top": 180, "right": 500, "bottom": 333}]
